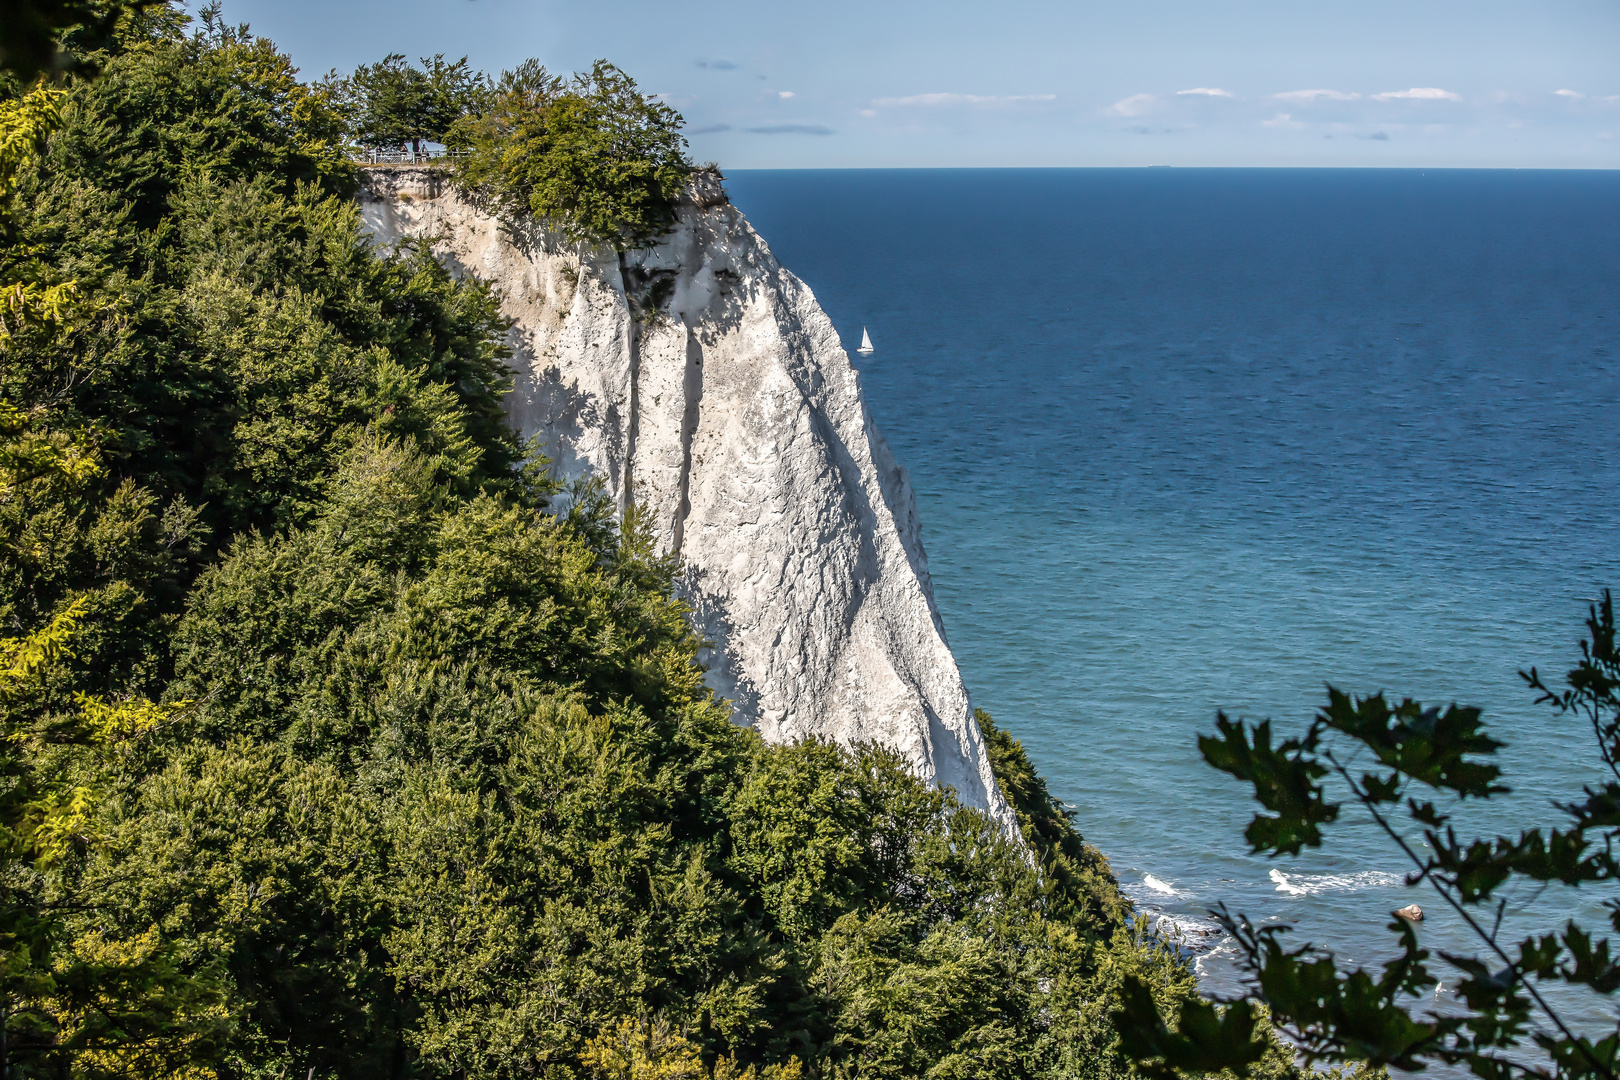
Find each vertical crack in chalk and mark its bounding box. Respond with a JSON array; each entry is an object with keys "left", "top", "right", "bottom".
[
  {"left": 672, "top": 318, "right": 705, "bottom": 556},
  {"left": 618, "top": 249, "right": 640, "bottom": 516}
]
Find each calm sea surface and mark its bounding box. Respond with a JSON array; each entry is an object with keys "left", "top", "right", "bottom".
[{"left": 725, "top": 168, "right": 1620, "bottom": 1032}]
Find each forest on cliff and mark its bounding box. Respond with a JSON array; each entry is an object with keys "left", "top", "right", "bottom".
[{"left": 0, "top": 6, "right": 1251, "bottom": 1078}]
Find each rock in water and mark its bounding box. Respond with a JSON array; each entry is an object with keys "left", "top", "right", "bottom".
[
  {"left": 358, "top": 167, "right": 1013, "bottom": 829},
  {"left": 1396, "top": 904, "right": 1424, "bottom": 922}
]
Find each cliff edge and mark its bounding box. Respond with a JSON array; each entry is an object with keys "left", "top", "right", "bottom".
[{"left": 358, "top": 166, "right": 1010, "bottom": 827}]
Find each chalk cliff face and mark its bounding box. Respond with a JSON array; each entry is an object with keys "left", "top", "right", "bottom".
[{"left": 358, "top": 167, "right": 1011, "bottom": 827}]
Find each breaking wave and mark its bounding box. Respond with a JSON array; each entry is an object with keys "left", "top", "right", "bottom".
[
  {"left": 1142, "top": 873, "right": 1183, "bottom": 896},
  {"left": 1270, "top": 868, "right": 1403, "bottom": 895}
]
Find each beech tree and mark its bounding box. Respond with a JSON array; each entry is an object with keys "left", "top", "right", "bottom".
[
  {"left": 453, "top": 59, "right": 693, "bottom": 250},
  {"left": 339, "top": 52, "right": 487, "bottom": 155}
]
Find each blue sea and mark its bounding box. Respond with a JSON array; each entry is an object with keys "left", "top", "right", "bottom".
[{"left": 726, "top": 169, "right": 1620, "bottom": 1039}]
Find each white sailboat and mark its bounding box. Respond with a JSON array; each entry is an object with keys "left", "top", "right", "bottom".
[{"left": 856, "top": 327, "right": 874, "bottom": 354}]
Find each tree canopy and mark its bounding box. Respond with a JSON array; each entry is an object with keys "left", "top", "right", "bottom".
[
  {"left": 0, "top": 8, "right": 1227, "bottom": 1079},
  {"left": 0, "top": 0, "right": 157, "bottom": 81},
  {"left": 452, "top": 59, "right": 694, "bottom": 251},
  {"left": 332, "top": 52, "right": 488, "bottom": 154}
]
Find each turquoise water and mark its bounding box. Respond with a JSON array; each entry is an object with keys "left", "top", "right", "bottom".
[{"left": 726, "top": 169, "right": 1620, "bottom": 1023}]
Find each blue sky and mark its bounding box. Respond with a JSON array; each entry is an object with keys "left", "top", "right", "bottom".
[{"left": 214, "top": 0, "right": 1620, "bottom": 168}]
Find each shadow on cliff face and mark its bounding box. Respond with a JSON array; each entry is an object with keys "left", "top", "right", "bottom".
[
  {"left": 672, "top": 322, "right": 704, "bottom": 556},
  {"left": 648, "top": 207, "right": 754, "bottom": 340},
  {"left": 927, "top": 704, "right": 991, "bottom": 810},
  {"left": 681, "top": 562, "right": 763, "bottom": 724},
  {"left": 510, "top": 364, "right": 610, "bottom": 481},
  {"left": 429, "top": 247, "right": 478, "bottom": 282}
]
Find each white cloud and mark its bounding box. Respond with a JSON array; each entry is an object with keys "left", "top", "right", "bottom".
[
  {"left": 1373, "top": 87, "right": 1462, "bottom": 102},
  {"left": 860, "top": 108, "right": 877, "bottom": 117},
  {"left": 1108, "top": 93, "right": 1157, "bottom": 116},
  {"left": 871, "top": 92, "right": 1056, "bottom": 107},
  {"left": 1177, "top": 87, "right": 1234, "bottom": 97},
  {"left": 1261, "top": 112, "right": 1303, "bottom": 128},
  {"left": 778, "top": 90, "right": 795, "bottom": 99},
  {"left": 1555, "top": 89, "right": 1584, "bottom": 98},
  {"left": 1274, "top": 89, "right": 1360, "bottom": 102}
]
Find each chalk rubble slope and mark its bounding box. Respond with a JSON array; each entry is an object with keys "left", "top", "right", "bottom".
[{"left": 358, "top": 167, "right": 1010, "bottom": 827}]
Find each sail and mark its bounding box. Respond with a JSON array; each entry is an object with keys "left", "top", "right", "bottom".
[{"left": 858, "top": 327, "right": 873, "bottom": 352}]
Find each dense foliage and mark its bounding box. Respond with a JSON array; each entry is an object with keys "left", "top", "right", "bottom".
[
  {"left": 330, "top": 52, "right": 487, "bottom": 155},
  {"left": 0, "top": 9, "right": 1236, "bottom": 1079},
  {"left": 0, "top": 0, "right": 154, "bottom": 81},
  {"left": 328, "top": 50, "right": 692, "bottom": 249},
  {"left": 451, "top": 59, "right": 694, "bottom": 251},
  {"left": 1118, "top": 597, "right": 1620, "bottom": 1080}
]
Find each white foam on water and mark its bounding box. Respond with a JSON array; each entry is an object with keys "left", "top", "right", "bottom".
[
  {"left": 1192, "top": 938, "right": 1243, "bottom": 978},
  {"left": 1271, "top": 868, "right": 1402, "bottom": 895},
  {"left": 1147, "top": 913, "right": 1229, "bottom": 963},
  {"left": 1270, "top": 868, "right": 1309, "bottom": 895},
  {"left": 1142, "top": 873, "right": 1181, "bottom": 896},
  {"left": 1152, "top": 912, "right": 1222, "bottom": 939}
]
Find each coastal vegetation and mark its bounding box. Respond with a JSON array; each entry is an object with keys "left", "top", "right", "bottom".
[
  {"left": 449, "top": 59, "right": 694, "bottom": 251},
  {"left": 331, "top": 52, "right": 486, "bottom": 157},
  {"left": 0, "top": 6, "right": 1224, "bottom": 1078},
  {"left": 26, "top": 6, "right": 1605, "bottom": 1080},
  {"left": 317, "top": 45, "right": 694, "bottom": 251}
]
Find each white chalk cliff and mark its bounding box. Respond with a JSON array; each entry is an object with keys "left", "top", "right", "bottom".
[{"left": 358, "top": 167, "right": 1011, "bottom": 828}]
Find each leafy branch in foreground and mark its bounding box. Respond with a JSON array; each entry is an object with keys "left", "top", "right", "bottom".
[
  {"left": 1117, "top": 591, "right": 1620, "bottom": 1080},
  {"left": 0, "top": 0, "right": 159, "bottom": 81}
]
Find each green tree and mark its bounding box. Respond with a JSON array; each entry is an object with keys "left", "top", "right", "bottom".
[
  {"left": 0, "top": 0, "right": 159, "bottom": 81},
  {"left": 0, "top": 35, "right": 232, "bottom": 1072},
  {"left": 977, "top": 710, "right": 1133, "bottom": 929},
  {"left": 31, "top": 417, "right": 1180, "bottom": 1079},
  {"left": 2, "top": 9, "right": 523, "bottom": 691},
  {"left": 3, "top": 10, "right": 1205, "bottom": 1078},
  {"left": 453, "top": 59, "right": 692, "bottom": 250},
  {"left": 0, "top": 419, "right": 228, "bottom": 1077},
  {"left": 337, "top": 52, "right": 487, "bottom": 157},
  {"left": 1117, "top": 593, "right": 1620, "bottom": 1080}
]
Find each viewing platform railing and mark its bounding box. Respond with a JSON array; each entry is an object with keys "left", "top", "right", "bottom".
[{"left": 352, "top": 147, "right": 465, "bottom": 166}]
